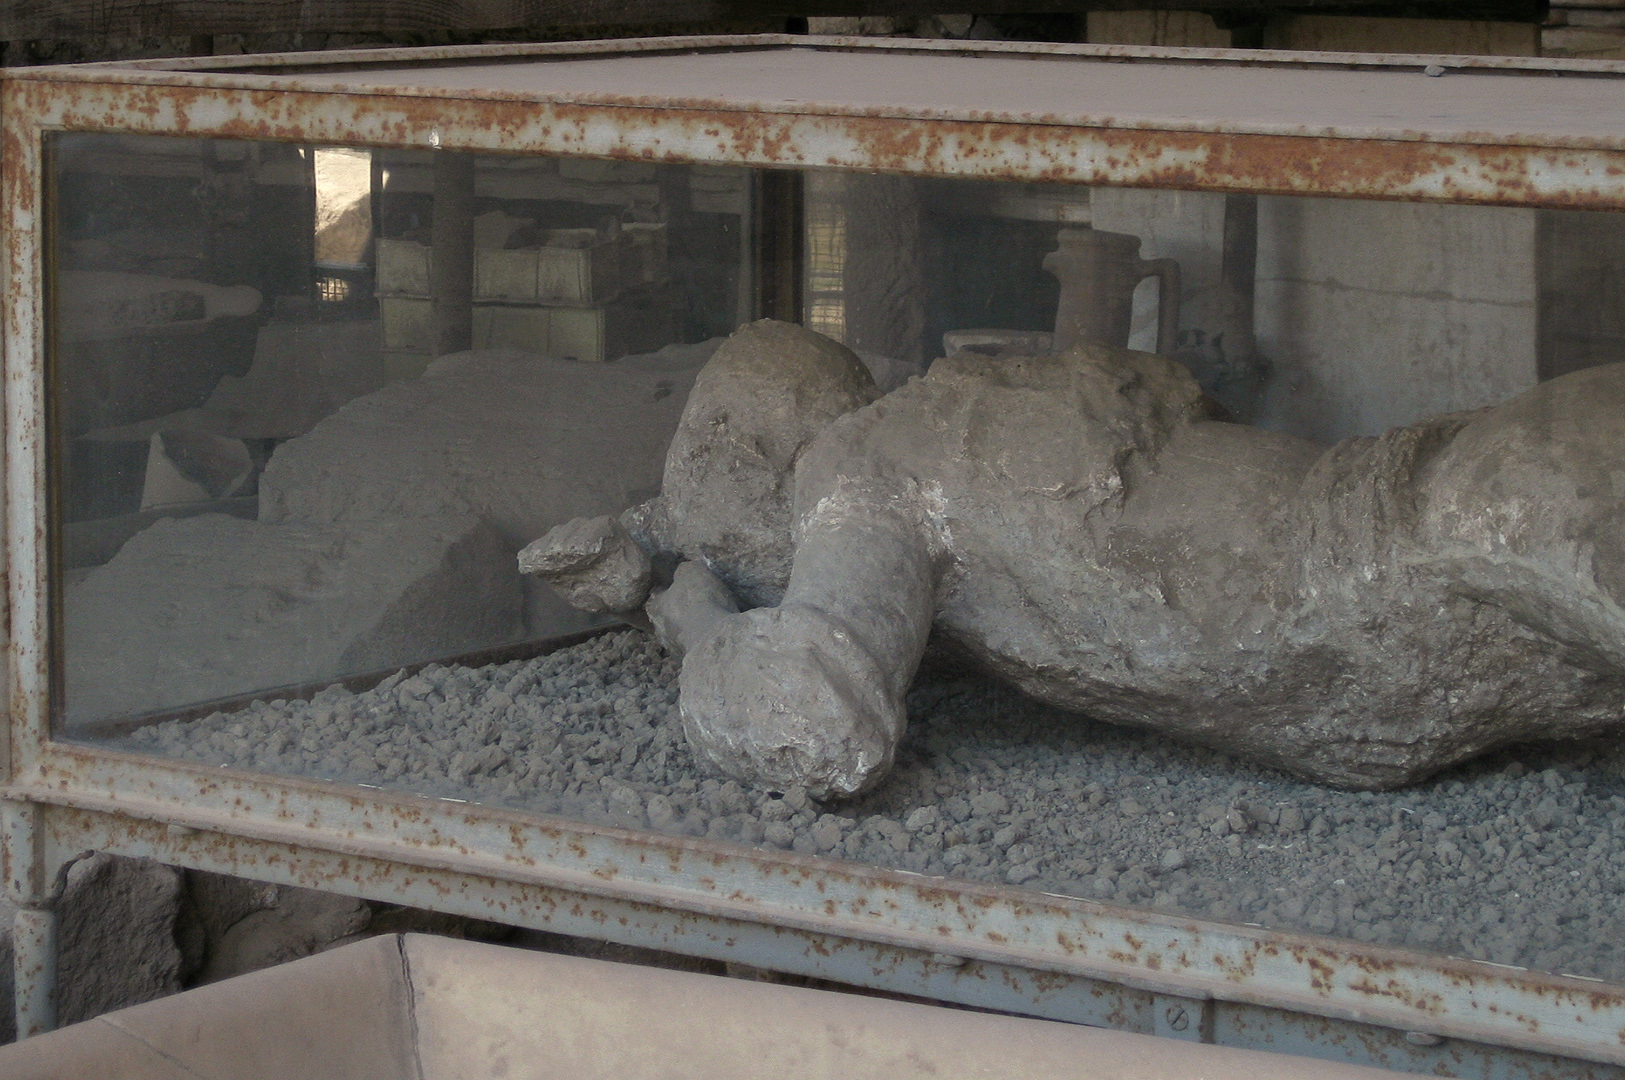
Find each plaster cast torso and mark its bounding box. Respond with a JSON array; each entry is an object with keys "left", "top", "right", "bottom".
[{"left": 796, "top": 349, "right": 1625, "bottom": 789}]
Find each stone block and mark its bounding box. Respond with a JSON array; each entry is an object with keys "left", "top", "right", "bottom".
[
  {"left": 260, "top": 344, "right": 713, "bottom": 553},
  {"left": 1566, "top": 9, "right": 1625, "bottom": 26},
  {"left": 57, "top": 855, "right": 184, "bottom": 1028},
  {"left": 1543, "top": 24, "right": 1625, "bottom": 54},
  {"left": 63, "top": 513, "right": 521, "bottom": 726},
  {"left": 196, "top": 886, "right": 370, "bottom": 986},
  {"left": 1086, "top": 11, "right": 1230, "bottom": 47},
  {"left": 258, "top": 343, "right": 716, "bottom": 635},
  {"left": 1253, "top": 197, "right": 1537, "bottom": 441},
  {"left": 1266, "top": 15, "right": 1538, "bottom": 55}
]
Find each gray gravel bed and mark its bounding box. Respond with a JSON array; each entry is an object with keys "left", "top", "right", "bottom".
[{"left": 117, "top": 628, "right": 1625, "bottom": 983}]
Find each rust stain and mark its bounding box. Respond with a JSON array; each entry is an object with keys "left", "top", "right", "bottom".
[
  {"left": 9, "top": 54, "right": 1625, "bottom": 1065},
  {"left": 1307, "top": 957, "right": 1336, "bottom": 994},
  {"left": 7, "top": 74, "right": 1625, "bottom": 210},
  {"left": 1344, "top": 976, "right": 1448, "bottom": 1016}
]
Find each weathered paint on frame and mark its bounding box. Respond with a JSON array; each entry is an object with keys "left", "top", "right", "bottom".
[{"left": 6, "top": 37, "right": 1625, "bottom": 1073}]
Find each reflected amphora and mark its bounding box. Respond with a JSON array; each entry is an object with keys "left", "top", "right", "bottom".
[{"left": 1044, "top": 225, "right": 1182, "bottom": 353}]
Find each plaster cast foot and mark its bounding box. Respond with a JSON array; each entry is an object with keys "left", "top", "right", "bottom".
[
  {"left": 646, "top": 560, "right": 740, "bottom": 659},
  {"left": 679, "top": 605, "right": 905, "bottom": 799}
]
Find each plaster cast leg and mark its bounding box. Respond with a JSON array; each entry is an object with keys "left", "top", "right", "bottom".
[{"left": 679, "top": 486, "right": 935, "bottom": 798}]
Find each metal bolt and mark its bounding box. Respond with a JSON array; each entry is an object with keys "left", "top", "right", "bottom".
[{"left": 1165, "top": 1005, "right": 1190, "bottom": 1031}]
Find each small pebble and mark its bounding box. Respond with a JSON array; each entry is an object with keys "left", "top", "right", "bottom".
[{"left": 905, "top": 806, "right": 939, "bottom": 832}]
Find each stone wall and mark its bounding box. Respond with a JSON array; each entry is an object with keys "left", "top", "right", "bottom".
[
  {"left": 1543, "top": 0, "right": 1625, "bottom": 58},
  {"left": 1087, "top": 10, "right": 1539, "bottom": 53},
  {"left": 1252, "top": 198, "right": 1539, "bottom": 442}
]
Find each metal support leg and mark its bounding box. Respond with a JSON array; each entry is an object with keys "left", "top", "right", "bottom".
[
  {"left": 3, "top": 799, "right": 57, "bottom": 1038},
  {"left": 12, "top": 906, "right": 57, "bottom": 1036}
]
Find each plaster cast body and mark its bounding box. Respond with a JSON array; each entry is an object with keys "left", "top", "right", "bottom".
[{"left": 528, "top": 321, "right": 1625, "bottom": 798}]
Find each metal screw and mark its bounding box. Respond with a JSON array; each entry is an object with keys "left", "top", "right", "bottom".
[{"left": 1165, "top": 1005, "right": 1190, "bottom": 1032}]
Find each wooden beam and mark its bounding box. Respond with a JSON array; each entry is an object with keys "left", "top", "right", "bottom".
[{"left": 0, "top": 0, "right": 1544, "bottom": 40}]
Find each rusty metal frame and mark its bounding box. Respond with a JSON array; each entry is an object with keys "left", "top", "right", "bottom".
[
  {"left": 4, "top": 36, "right": 1625, "bottom": 1074},
  {"left": 9, "top": 37, "right": 1625, "bottom": 208},
  {"left": 9, "top": 751, "right": 1625, "bottom": 1078}
]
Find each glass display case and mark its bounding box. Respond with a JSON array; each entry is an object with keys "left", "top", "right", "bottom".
[{"left": 8, "top": 36, "right": 1625, "bottom": 1074}]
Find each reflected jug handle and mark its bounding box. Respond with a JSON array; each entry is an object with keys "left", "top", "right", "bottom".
[{"left": 1139, "top": 257, "right": 1182, "bottom": 356}]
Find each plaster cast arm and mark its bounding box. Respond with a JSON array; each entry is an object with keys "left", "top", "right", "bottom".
[{"left": 676, "top": 481, "right": 937, "bottom": 798}]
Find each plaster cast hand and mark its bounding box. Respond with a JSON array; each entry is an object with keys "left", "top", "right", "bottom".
[{"left": 518, "top": 515, "right": 652, "bottom": 614}]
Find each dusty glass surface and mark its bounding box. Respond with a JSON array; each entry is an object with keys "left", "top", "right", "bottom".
[
  {"left": 52, "top": 143, "right": 1625, "bottom": 983},
  {"left": 52, "top": 133, "right": 751, "bottom": 729}
]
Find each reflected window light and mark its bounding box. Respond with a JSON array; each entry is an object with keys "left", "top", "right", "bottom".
[
  {"left": 804, "top": 172, "right": 847, "bottom": 341},
  {"left": 313, "top": 147, "right": 374, "bottom": 271}
]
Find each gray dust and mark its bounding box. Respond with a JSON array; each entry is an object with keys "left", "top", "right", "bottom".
[{"left": 118, "top": 628, "right": 1625, "bottom": 983}]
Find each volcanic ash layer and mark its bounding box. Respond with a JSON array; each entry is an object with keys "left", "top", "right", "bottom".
[{"left": 121, "top": 628, "right": 1625, "bottom": 985}]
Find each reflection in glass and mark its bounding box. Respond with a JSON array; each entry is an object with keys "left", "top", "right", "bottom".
[{"left": 50, "top": 136, "right": 1625, "bottom": 983}]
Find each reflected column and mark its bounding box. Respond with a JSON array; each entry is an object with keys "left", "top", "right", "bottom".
[{"left": 430, "top": 152, "right": 476, "bottom": 356}]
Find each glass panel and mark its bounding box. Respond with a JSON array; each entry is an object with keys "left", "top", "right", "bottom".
[
  {"left": 53, "top": 143, "right": 1625, "bottom": 985},
  {"left": 53, "top": 134, "right": 752, "bottom": 727}
]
